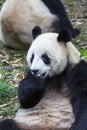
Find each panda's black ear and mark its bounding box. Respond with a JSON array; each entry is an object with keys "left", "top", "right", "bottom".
[
  {"left": 57, "top": 28, "right": 72, "bottom": 43},
  {"left": 32, "top": 26, "right": 42, "bottom": 39}
]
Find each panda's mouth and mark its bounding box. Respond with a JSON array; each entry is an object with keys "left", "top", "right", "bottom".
[{"left": 34, "top": 72, "right": 47, "bottom": 79}]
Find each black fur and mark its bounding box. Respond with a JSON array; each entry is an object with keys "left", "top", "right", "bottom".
[
  {"left": 0, "top": 119, "right": 22, "bottom": 130},
  {"left": 41, "top": 53, "right": 51, "bottom": 65},
  {"left": 58, "top": 28, "right": 72, "bottom": 42},
  {"left": 32, "top": 26, "right": 42, "bottom": 39},
  {"left": 66, "top": 60, "right": 87, "bottom": 130},
  {"left": 41, "top": 0, "right": 80, "bottom": 37},
  {"left": 18, "top": 70, "right": 45, "bottom": 108},
  {"left": 30, "top": 53, "right": 34, "bottom": 63}
]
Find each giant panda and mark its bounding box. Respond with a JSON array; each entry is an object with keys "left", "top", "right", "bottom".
[
  {"left": 0, "top": 0, "right": 80, "bottom": 49},
  {"left": 0, "top": 26, "right": 87, "bottom": 130}
]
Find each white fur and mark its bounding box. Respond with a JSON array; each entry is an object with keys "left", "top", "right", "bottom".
[
  {"left": 0, "top": 0, "right": 58, "bottom": 49},
  {"left": 15, "top": 88, "right": 74, "bottom": 130},
  {"left": 66, "top": 42, "right": 81, "bottom": 64},
  {"left": 0, "top": 24, "right": 4, "bottom": 44},
  {"left": 26, "top": 32, "right": 81, "bottom": 77}
]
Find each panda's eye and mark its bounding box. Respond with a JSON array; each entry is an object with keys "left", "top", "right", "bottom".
[
  {"left": 30, "top": 53, "right": 34, "bottom": 63},
  {"left": 41, "top": 53, "right": 50, "bottom": 65}
]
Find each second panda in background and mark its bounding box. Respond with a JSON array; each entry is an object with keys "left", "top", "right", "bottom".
[{"left": 0, "top": 0, "right": 80, "bottom": 49}]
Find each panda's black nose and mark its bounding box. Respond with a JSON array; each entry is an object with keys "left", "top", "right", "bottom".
[{"left": 31, "top": 69, "right": 39, "bottom": 75}]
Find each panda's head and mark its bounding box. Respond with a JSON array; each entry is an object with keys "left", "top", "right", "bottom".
[{"left": 26, "top": 26, "right": 80, "bottom": 79}]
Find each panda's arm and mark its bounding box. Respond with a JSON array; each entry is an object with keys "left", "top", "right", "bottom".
[
  {"left": 67, "top": 60, "right": 87, "bottom": 130},
  {"left": 42, "top": 0, "right": 68, "bottom": 17},
  {"left": 42, "top": 0, "right": 73, "bottom": 30},
  {"left": 18, "top": 70, "right": 45, "bottom": 109},
  {"left": 70, "top": 96, "right": 87, "bottom": 130}
]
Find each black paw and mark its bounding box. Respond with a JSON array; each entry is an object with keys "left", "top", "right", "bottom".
[{"left": 18, "top": 70, "right": 46, "bottom": 108}]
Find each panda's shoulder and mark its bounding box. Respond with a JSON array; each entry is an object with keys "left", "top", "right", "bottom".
[
  {"left": 71, "top": 60, "right": 87, "bottom": 76},
  {"left": 67, "top": 60, "right": 87, "bottom": 92}
]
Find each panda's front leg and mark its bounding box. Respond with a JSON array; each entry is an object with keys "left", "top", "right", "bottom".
[
  {"left": 70, "top": 94, "right": 87, "bottom": 130},
  {"left": 18, "top": 70, "right": 45, "bottom": 109}
]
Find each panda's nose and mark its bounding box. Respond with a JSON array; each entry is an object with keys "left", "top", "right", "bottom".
[{"left": 31, "top": 69, "right": 39, "bottom": 75}]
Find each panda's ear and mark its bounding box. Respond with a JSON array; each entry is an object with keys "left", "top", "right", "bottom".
[
  {"left": 32, "top": 26, "right": 42, "bottom": 39},
  {"left": 57, "top": 28, "right": 72, "bottom": 43}
]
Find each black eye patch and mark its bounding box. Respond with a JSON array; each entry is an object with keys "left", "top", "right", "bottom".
[
  {"left": 30, "top": 53, "right": 34, "bottom": 63},
  {"left": 41, "top": 53, "right": 50, "bottom": 65}
]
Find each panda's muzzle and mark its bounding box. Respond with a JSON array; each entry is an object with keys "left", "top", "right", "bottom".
[
  {"left": 31, "top": 69, "right": 46, "bottom": 79},
  {"left": 31, "top": 69, "right": 39, "bottom": 75}
]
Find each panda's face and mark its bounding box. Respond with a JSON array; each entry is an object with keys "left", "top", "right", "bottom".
[
  {"left": 26, "top": 33, "right": 68, "bottom": 78},
  {"left": 26, "top": 26, "right": 80, "bottom": 79}
]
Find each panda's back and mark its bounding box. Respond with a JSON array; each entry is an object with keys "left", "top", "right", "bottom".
[
  {"left": 0, "top": 0, "right": 57, "bottom": 49},
  {"left": 15, "top": 87, "right": 74, "bottom": 130}
]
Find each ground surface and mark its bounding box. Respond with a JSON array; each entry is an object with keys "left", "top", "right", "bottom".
[{"left": 0, "top": 0, "right": 87, "bottom": 119}]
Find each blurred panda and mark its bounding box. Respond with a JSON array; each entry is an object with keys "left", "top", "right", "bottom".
[
  {"left": 0, "top": 0, "right": 80, "bottom": 49},
  {"left": 0, "top": 26, "right": 87, "bottom": 130}
]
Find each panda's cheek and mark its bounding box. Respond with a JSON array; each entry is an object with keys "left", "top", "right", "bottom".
[
  {"left": 40, "top": 65, "right": 49, "bottom": 73},
  {"left": 44, "top": 66, "right": 51, "bottom": 76},
  {"left": 38, "top": 65, "right": 50, "bottom": 76}
]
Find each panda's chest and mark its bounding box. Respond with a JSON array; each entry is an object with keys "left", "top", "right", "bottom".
[{"left": 15, "top": 82, "right": 74, "bottom": 130}]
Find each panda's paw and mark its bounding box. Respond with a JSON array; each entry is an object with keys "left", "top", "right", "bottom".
[{"left": 0, "top": 119, "right": 21, "bottom": 130}]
